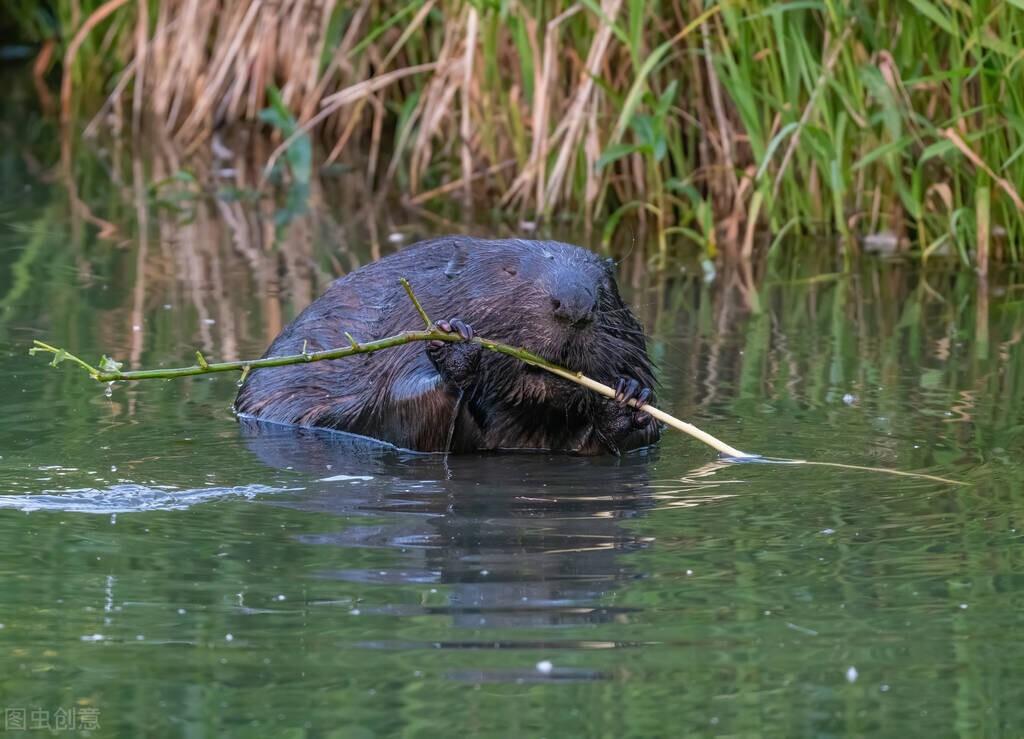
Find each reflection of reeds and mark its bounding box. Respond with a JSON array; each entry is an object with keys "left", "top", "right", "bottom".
[
  {"left": 648, "top": 253, "right": 1024, "bottom": 468},
  {"left": 32, "top": 0, "right": 1024, "bottom": 264},
  {"left": 25, "top": 129, "right": 373, "bottom": 371}
]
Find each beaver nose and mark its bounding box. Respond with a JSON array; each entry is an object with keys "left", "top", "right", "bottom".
[{"left": 551, "top": 289, "right": 596, "bottom": 326}]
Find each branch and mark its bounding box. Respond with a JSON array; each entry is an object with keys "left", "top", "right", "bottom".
[
  {"left": 400, "top": 277, "right": 433, "bottom": 329},
  {"left": 30, "top": 279, "right": 751, "bottom": 458},
  {"left": 31, "top": 329, "right": 468, "bottom": 382},
  {"left": 27, "top": 280, "right": 968, "bottom": 484}
]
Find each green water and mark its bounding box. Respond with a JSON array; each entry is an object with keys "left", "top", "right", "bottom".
[{"left": 3, "top": 105, "right": 1024, "bottom": 739}]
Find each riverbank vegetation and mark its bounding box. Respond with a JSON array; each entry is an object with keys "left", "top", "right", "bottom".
[{"left": 9, "top": 0, "right": 1024, "bottom": 268}]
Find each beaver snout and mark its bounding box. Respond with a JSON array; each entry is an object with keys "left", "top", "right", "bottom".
[{"left": 550, "top": 283, "right": 596, "bottom": 326}]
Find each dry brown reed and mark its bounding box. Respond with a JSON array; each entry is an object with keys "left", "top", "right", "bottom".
[{"left": 48, "top": 0, "right": 1024, "bottom": 266}]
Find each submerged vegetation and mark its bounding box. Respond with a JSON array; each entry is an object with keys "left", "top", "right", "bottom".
[{"left": 10, "top": 0, "right": 1024, "bottom": 267}]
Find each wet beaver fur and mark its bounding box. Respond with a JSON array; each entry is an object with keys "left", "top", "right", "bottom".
[{"left": 234, "top": 236, "right": 660, "bottom": 455}]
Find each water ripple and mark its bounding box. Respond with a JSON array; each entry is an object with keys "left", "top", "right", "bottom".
[{"left": 0, "top": 482, "right": 302, "bottom": 513}]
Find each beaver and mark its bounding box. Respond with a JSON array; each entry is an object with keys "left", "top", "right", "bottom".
[{"left": 234, "top": 236, "right": 659, "bottom": 455}]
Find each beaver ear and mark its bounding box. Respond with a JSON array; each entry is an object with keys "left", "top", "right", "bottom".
[{"left": 444, "top": 241, "right": 470, "bottom": 278}]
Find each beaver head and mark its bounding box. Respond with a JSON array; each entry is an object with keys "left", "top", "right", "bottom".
[{"left": 437, "top": 238, "right": 646, "bottom": 377}]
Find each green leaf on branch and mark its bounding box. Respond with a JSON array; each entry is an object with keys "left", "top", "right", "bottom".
[{"left": 99, "top": 356, "right": 124, "bottom": 373}]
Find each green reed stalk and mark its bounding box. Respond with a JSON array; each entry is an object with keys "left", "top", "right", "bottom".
[{"left": 15, "top": 0, "right": 1024, "bottom": 266}]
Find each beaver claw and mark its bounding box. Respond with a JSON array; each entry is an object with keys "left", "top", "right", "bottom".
[
  {"left": 613, "top": 376, "right": 653, "bottom": 427},
  {"left": 436, "top": 318, "right": 473, "bottom": 340},
  {"left": 427, "top": 318, "right": 481, "bottom": 388},
  {"left": 594, "top": 378, "right": 659, "bottom": 454}
]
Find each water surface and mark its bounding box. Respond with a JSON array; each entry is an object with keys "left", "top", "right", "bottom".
[{"left": 2, "top": 100, "right": 1023, "bottom": 738}]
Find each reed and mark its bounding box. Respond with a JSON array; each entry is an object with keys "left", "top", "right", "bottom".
[{"left": 18, "top": 0, "right": 1024, "bottom": 266}]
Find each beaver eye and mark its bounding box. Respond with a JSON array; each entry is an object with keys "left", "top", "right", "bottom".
[{"left": 503, "top": 266, "right": 518, "bottom": 277}]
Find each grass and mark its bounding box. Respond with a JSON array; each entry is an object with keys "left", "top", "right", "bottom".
[{"left": 12, "top": 0, "right": 1024, "bottom": 268}]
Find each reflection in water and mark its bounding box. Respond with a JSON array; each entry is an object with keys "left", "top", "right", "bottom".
[{"left": 241, "top": 420, "right": 732, "bottom": 650}]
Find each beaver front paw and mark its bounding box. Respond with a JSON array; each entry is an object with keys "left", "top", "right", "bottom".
[
  {"left": 427, "top": 318, "right": 482, "bottom": 388},
  {"left": 592, "top": 391, "right": 659, "bottom": 455},
  {"left": 613, "top": 376, "right": 654, "bottom": 427}
]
